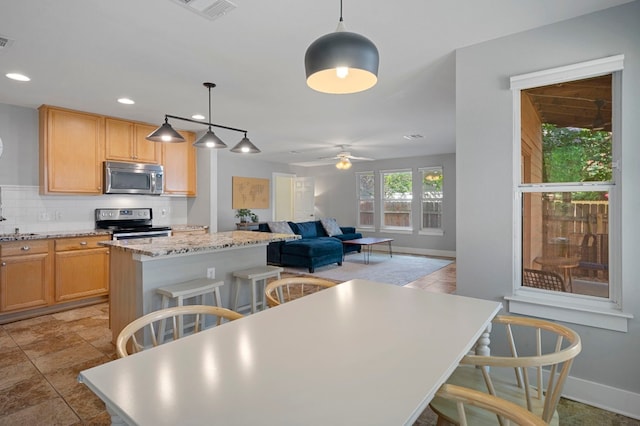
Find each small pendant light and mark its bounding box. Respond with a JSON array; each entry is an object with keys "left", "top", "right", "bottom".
[
  {"left": 230, "top": 132, "right": 261, "bottom": 154},
  {"left": 304, "top": 0, "right": 379, "bottom": 94},
  {"left": 146, "top": 117, "right": 186, "bottom": 142},
  {"left": 193, "top": 83, "right": 228, "bottom": 148}
]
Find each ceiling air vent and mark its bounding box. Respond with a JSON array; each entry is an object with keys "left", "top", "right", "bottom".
[
  {"left": 171, "top": 0, "right": 237, "bottom": 21},
  {"left": 0, "top": 35, "right": 14, "bottom": 53}
]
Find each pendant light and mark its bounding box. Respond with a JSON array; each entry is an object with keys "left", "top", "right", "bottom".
[
  {"left": 146, "top": 117, "right": 186, "bottom": 142},
  {"left": 193, "top": 83, "right": 227, "bottom": 148},
  {"left": 146, "top": 82, "right": 260, "bottom": 153},
  {"left": 304, "top": 0, "right": 379, "bottom": 94},
  {"left": 230, "top": 132, "right": 261, "bottom": 153}
]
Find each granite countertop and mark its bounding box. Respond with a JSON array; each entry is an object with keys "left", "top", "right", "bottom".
[
  {"left": 0, "top": 229, "right": 112, "bottom": 242},
  {"left": 170, "top": 225, "right": 209, "bottom": 232},
  {"left": 99, "top": 230, "right": 300, "bottom": 257}
]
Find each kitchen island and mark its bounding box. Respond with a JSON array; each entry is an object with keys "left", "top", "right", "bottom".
[{"left": 100, "top": 230, "right": 299, "bottom": 343}]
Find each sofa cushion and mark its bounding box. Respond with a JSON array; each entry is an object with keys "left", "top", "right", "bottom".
[
  {"left": 332, "top": 233, "right": 362, "bottom": 242},
  {"left": 295, "top": 221, "right": 321, "bottom": 238},
  {"left": 320, "top": 218, "right": 343, "bottom": 236},
  {"left": 280, "top": 237, "right": 341, "bottom": 257},
  {"left": 268, "top": 221, "right": 295, "bottom": 234}
]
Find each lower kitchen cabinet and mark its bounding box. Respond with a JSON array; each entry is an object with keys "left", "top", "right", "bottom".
[
  {"left": 54, "top": 236, "right": 109, "bottom": 302},
  {"left": 0, "top": 240, "right": 53, "bottom": 312}
]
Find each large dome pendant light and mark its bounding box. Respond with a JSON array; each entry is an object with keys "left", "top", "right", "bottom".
[
  {"left": 193, "top": 83, "right": 227, "bottom": 148},
  {"left": 304, "top": 0, "right": 379, "bottom": 94}
]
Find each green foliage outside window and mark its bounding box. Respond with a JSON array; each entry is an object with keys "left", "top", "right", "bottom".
[
  {"left": 383, "top": 171, "right": 412, "bottom": 198},
  {"left": 542, "top": 124, "right": 611, "bottom": 201}
]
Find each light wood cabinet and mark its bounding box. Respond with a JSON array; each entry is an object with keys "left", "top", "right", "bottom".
[
  {"left": 39, "top": 105, "right": 104, "bottom": 194},
  {"left": 0, "top": 240, "right": 53, "bottom": 312},
  {"left": 105, "top": 119, "right": 159, "bottom": 164},
  {"left": 54, "top": 236, "right": 109, "bottom": 302},
  {"left": 162, "top": 130, "right": 197, "bottom": 196}
]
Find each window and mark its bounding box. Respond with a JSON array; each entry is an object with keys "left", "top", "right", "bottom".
[
  {"left": 356, "top": 172, "right": 374, "bottom": 228},
  {"left": 420, "top": 167, "right": 443, "bottom": 234},
  {"left": 381, "top": 170, "right": 412, "bottom": 230},
  {"left": 507, "top": 55, "right": 631, "bottom": 332}
]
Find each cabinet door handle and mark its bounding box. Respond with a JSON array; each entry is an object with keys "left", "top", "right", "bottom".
[
  {"left": 1, "top": 262, "right": 5, "bottom": 266},
  {"left": 80, "top": 241, "right": 88, "bottom": 246},
  {"left": 21, "top": 246, "right": 30, "bottom": 251}
]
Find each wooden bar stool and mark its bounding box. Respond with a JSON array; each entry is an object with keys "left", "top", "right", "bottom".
[
  {"left": 232, "top": 265, "right": 283, "bottom": 314},
  {"left": 156, "top": 278, "right": 224, "bottom": 341}
]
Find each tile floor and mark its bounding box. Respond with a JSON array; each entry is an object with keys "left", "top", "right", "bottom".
[{"left": 1, "top": 260, "right": 637, "bottom": 425}]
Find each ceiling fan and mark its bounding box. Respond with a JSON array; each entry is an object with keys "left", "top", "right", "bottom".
[
  {"left": 319, "top": 146, "right": 374, "bottom": 170},
  {"left": 591, "top": 99, "right": 611, "bottom": 131}
]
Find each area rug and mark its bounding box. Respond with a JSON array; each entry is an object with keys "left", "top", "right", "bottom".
[{"left": 283, "top": 254, "right": 453, "bottom": 286}]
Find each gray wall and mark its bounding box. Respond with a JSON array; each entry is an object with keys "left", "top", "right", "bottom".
[
  {"left": 215, "top": 151, "right": 294, "bottom": 231},
  {"left": 456, "top": 0, "right": 640, "bottom": 406},
  {"left": 301, "top": 153, "right": 456, "bottom": 255},
  {"left": 0, "top": 104, "right": 38, "bottom": 185}
]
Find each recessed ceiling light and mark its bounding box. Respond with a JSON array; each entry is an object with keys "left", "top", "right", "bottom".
[
  {"left": 192, "top": 114, "right": 206, "bottom": 120},
  {"left": 6, "top": 73, "right": 30, "bottom": 82},
  {"left": 117, "top": 98, "right": 135, "bottom": 105}
]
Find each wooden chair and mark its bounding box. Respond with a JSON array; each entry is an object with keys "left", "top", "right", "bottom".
[
  {"left": 523, "top": 268, "right": 569, "bottom": 292},
  {"left": 430, "top": 315, "right": 581, "bottom": 425},
  {"left": 264, "top": 277, "right": 336, "bottom": 307},
  {"left": 577, "top": 233, "right": 609, "bottom": 279},
  {"left": 434, "top": 384, "right": 547, "bottom": 426},
  {"left": 116, "top": 305, "right": 243, "bottom": 358}
]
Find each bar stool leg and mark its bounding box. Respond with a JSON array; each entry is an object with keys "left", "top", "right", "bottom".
[
  {"left": 233, "top": 277, "right": 242, "bottom": 311},
  {"left": 251, "top": 278, "right": 258, "bottom": 314}
]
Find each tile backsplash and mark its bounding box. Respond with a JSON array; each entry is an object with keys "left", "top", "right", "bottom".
[{"left": 0, "top": 185, "right": 188, "bottom": 234}]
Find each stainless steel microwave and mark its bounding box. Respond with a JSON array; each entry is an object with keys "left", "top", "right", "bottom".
[{"left": 103, "top": 161, "right": 163, "bottom": 195}]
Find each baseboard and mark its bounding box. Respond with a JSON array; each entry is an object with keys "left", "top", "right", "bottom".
[
  {"left": 491, "top": 368, "right": 640, "bottom": 420},
  {"left": 561, "top": 374, "right": 640, "bottom": 420},
  {"left": 368, "top": 244, "right": 456, "bottom": 259}
]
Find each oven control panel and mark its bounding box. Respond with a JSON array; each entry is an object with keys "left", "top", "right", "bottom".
[{"left": 95, "top": 208, "right": 152, "bottom": 221}]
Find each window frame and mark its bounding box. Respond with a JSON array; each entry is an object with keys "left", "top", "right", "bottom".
[
  {"left": 419, "top": 166, "right": 444, "bottom": 236},
  {"left": 380, "top": 169, "right": 413, "bottom": 232},
  {"left": 356, "top": 171, "right": 375, "bottom": 229},
  {"left": 506, "top": 55, "right": 632, "bottom": 332}
]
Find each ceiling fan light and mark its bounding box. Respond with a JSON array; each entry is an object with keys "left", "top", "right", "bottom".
[
  {"left": 336, "top": 157, "right": 352, "bottom": 170},
  {"left": 193, "top": 129, "right": 227, "bottom": 148},
  {"left": 146, "top": 119, "right": 186, "bottom": 143},
  {"left": 230, "top": 134, "right": 261, "bottom": 154}
]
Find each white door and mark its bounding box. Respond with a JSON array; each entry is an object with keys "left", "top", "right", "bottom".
[
  {"left": 293, "top": 176, "right": 315, "bottom": 222},
  {"left": 273, "top": 174, "right": 294, "bottom": 221}
]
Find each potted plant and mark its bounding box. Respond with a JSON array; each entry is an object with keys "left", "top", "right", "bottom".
[
  {"left": 235, "top": 209, "right": 253, "bottom": 223},
  {"left": 250, "top": 212, "right": 259, "bottom": 223}
]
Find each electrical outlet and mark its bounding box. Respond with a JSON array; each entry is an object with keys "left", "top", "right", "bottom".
[{"left": 207, "top": 267, "right": 215, "bottom": 279}]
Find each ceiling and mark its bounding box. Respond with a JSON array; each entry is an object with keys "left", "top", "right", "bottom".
[
  {"left": 525, "top": 75, "right": 612, "bottom": 132},
  {"left": 0, "top": 0, "right": 631, "bottom": 166}
]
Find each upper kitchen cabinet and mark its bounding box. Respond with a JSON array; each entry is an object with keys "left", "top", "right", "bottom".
[
  {"left": 161, "top": 131, "right": 197, "bottom": 196},
  {"left": 105, "top": 119, "right": 159, "bottom": 164},
  {"left": 39, "top": 105, "right": 105, "bottom": 195}
]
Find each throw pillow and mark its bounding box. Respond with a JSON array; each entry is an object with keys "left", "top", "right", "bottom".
[
  {"left": 267, "top": 221, "right": 294, "bottom": 234},
  {"left": 320, "top": 218, "right": 343, "bottom": 237}
]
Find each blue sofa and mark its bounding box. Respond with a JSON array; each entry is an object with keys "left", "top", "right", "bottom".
[{"left": 258, "top": 220, "right": 362, "bottom": 272}]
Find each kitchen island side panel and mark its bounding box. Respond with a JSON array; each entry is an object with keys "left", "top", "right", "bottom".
[{"left": 109, "top": 244, "right": 267, "bottom": 343}]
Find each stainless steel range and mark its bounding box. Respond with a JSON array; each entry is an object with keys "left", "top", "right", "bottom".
[{"left": 95, "top": 208, "right": 172, "bottom": 240}]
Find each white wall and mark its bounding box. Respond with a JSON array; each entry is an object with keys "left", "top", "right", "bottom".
[{"left": 456, "top": 1, "right": 640, "bottom": 415}]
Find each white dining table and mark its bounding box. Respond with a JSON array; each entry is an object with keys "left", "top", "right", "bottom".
[{"left": 78, "top": 279, "right": 502, "bottom": 426}]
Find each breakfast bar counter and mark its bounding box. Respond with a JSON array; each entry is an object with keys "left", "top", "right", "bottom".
[{"left": 101, "top": 231, "right": 299, "bottom": 343}]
